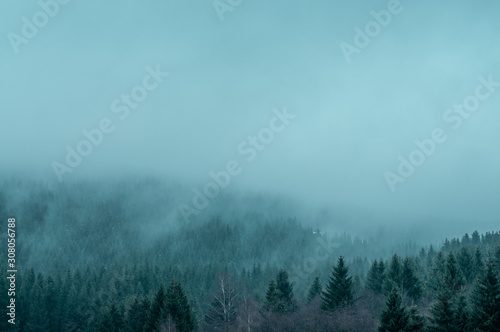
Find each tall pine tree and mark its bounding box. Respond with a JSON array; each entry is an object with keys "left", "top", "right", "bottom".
[
  {"left": 321, "top": 256, "right": 353, "bottom": 311},
  {"left": 469, "top": 257, "right": 500, "bottom": 331},
  {"left": 307, "top": 276, "right": 322, "bottom": 302},
  {"left": 165, "top": 279, "right": 197, "bottom": 332}
]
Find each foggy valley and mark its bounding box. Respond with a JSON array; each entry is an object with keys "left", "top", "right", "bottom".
[{"left": 1, "top": 0, "right": 500, "bottom": 331}]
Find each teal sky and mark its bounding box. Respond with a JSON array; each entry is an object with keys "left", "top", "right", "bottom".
[{"left": 1, "top": 0, "right": 500, "bottom": 233}]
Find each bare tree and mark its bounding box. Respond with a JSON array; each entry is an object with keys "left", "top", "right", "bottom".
[
  {"left": 236, "top": 292, "right": 262, "bottom": 332},
  {"left": 204, "top": 273, "right": 239, "bottom": 332}
]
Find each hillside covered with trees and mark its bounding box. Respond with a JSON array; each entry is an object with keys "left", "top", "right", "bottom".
[{"left": 1, "top": 180, "right": 499, "bottom": 331}]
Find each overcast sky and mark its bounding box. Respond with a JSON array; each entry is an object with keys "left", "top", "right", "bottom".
[{"left": 1, "top": 0, "right": 499, "bottom": 234}]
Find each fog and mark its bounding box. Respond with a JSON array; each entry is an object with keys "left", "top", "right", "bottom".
[{"left": 1, "top": 0, "right": 500, "bottom": 241}]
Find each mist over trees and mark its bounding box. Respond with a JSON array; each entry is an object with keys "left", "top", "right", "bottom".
[{"left": 1, "top": 178, "right": 499, "bottom": 331}]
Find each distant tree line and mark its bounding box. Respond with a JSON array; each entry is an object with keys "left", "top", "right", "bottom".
[{"left": 1, "top": 225, "right": 499, "bottom": 331}]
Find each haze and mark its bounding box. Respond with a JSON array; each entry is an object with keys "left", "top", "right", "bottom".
[{"left": 1, "top": 0, "right": 499, "bottom": 241}]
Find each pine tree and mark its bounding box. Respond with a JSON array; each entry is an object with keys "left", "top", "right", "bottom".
[
  {"left": 263, "top": 279, "right": 279, "bottom": 312},
  {"left": 275, "top": 269, "right": 297, "bottom": 313},
  {"left": 457, "top": 247, "right": 474, "bottom": 284},
  {"left": 109, "top": 303, "right": 124, "bottom": 331},
  {"left": 145, "top": 283, "right": 166, "bottom": 332},
  {"left": 125, "top": 297, "right": 146, "bottom": 332},
  {"left": 44, "top": 275, "right": 59, "bottom": 331},
  {"left": 469, "top": 257, "right": 500, "bottom": 331},
  {"left": 307, "top": 276, "right": 322, "bottom": 302},
  {"left": 95, "top": 307, "right": 114, "bottom": 332},
  {"left": 452, "top": 293, "right": 469, "bottom": 331},
  {"left": 401, "top": 257, "right": 422, "bottom": 303},
  {"left": 444, "top": 252, "right": 464, "bottom": 292},
  {"left": 366, "top": 260, "right": 383, "bottom": 294},
  {"left": 378, "top": 287, "right": 409, "bottom": 332},
  {"left": 429, "top": 251, "right": 446, "bottom": 292},
  {"left": 407, "top": 305, "right": 425, "bottom": 331},
  {"left": 165, "top": 279, "right": 196, "bottom": 332},
  {"left": 429, "top": 286, "right": 455, "bottom": 332},
  {"left": 473, "top": 247, "right": 484, "bottom": 276},
  {"left": 321, "top": 256, "right": 353, "bottom": 311},
  {"left": 384, "top": 254, "right": 402, "bottom": 294}
]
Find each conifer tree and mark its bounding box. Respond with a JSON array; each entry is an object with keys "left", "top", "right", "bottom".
[
  {"left": 307, "top": 276, "right": 322, "bottom": 302},
  {"left": 321, "top": 256, "right": 353, "bottom": 311},
  {"left": 457, "top": 247, "right": 474, "bottom": 284},
  {"left": 473, "top": 247, "right": 484, "bottom": 275},
  {"left": 444, "top": 252, "right": 464, "bottom": 293},
  {"left": 407, "top": 305, "right": 425, "bottom": 331},
  {"left": 469, "top": 257, "right": 500, "bottom": 331},
  {"left": 145, "top": 283, "right": 166, "bottom": 332},
  {"left": 429, "top": 286, "right": 455, "bottom": 332},
  {"left": 383, "top": 254, "right": 402, "bottom": 294},
  {"left": 366, "top": 260, "right": 382, "bottom": 294},
  {"left": 165, "top": 279, "right": 196, "bottom": 332},
  {"left": 401, "top": 257, "right": 422, "bottom": 303},
  {"left": 109, "top": 303, "right": 124, "bottom": 331},
  {"left": 275, "top": 269, "right": 297, "bottom": 313},
  {"left": 126, "top": 298, "right": 145, "bottom": 332},
  {"left": 378, "top": 287, "right": 409, "bottom": 332},
  {"left": 452, "top": 293, "right": 469, "bottom": 332},
  {"left": 263, "top": 279, "right": 279, "bottom": 312}
]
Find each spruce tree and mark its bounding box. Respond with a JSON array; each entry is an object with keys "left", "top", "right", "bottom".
[
  {"left": 452, "top": 293, "right": 469, "bottom": 331},
  {"left": 384, "top": 254, "right": 402, "bottom": 294},
  {"left": 469, "top": 257, "right": 500, "bottom": 331},
  {"left": 366, "top": 260, "right": 383, "bottom": 294},
  {"left": 275, "top": 269, "right": 297, "bottom": 313},
  {"left": 165, "top": 279, "right": 196, "bottom": 332},
  {"left": 429, "top": 286, "right": 455, "bottom": 332},
  {"left": 263, "top": 279, "right": 279, "bottom": 312},
  {"left": 401, "top": 257, "right": 422, "bottom": 303},
  {"left": 125, "top": 297, "right": 146, "bottom": 332},
  {"left": 307, "top": 276, "right": 322, "bottom": 302},
  {"left": 145, "top": 283, "right": 166, "bottom": 332},
  {"left": 321, "top": 256, "right": 353, "bottom": 311},
  {"left": 109, "top": 303, "right": 124, "bottom": 331},
  {"left": 457, "top": 247, "right": 474, "bottom": 284},
  {"left": 95, "top": 307, "right": 114, "bottom": 332},
  {"left": 378, "top": 287, "right": 409, "bottom": 332},
  {"left": 473, "top": 247, "right": 484, "bottom": 275},
  {"left": 444, "top": 252, "right": 464, "bottom": 292}
]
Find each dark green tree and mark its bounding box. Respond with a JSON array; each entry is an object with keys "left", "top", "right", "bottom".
[
  {"left": 384, "top": 254, "right": 402, "bottom": 294},
  {"left": 263, "top": 279, "right": 279, "bottom": 312},
  {"left": 144, "top": 283, "right": 166, "bottom": 332},
  {"left": 469, "top": 257, "right": 500, "bottom": 331},
  {"left": 407, "top": 305, "right": 425, "bottom": 331},
  {"left": 321, "top": 256, "right": 353, "bottom": 311},
  {"left": 366, "top": 260, "right": 384, "bottom": 294},
  {"left": 457, "top": 247, "right": 474, "bottom": 284},
  {"left": 401, "top": 257, "right": 422, "bottom": 303},
  {"left": 165, "top": 279, "right": 196, "bottom": 332},
  {"left": 125, "top": 297, "right": 146, "bottom": 332},
  {"left": 95, "top": 303, "right": 122, "bottom": 332},
  {"left": 452, "top": 293, "right": 469, "bottom": 331},
  {"left": 444, "top": 252, "right": 464, "bottom": 293},
  {"left": 473, "top": 247, "right": 484, "bottom": 275},
  {"left": 378, "top": 287, "right": 409, "bottom": 332},
  {"left": 109, "top": 303, "right": 124, "bottom": 331},
  {"left": 275, "top": 269, "right": 297, "bottom": 313},
  {"left": 429, "top": 286, "right": 455, "bottom": 332},
  {"left": 307, "top": 276, "right": 322, "bottom": 302}
]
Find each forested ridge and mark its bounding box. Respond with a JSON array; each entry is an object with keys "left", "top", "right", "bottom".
[{"left": 0, "top": 180, "right": 499, "bottom": 331}]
